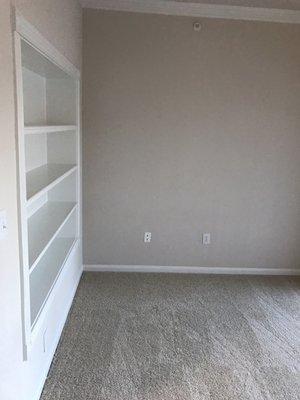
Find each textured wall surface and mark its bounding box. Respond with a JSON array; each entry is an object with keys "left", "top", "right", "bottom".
[
  {"left": 83, "top": 9, "right": 300, "bottom": 269},
  {"left": 0, "top": 2, "right": 23, "bottom": 399},
  {"left": 0, "top": 1, "right": 81, "bottom": 399}
]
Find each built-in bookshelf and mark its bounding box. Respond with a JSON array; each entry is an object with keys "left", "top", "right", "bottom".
[{"left": 15, "top": 34, "right": 81, "bottom": 354}]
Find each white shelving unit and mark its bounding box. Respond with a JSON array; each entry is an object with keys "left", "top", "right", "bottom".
[{"left": 14, "top": 26, "right": 81, "bottom": 359}]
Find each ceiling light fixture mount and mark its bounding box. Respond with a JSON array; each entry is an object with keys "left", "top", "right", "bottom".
[{"left": 193, "top": 21, "right": 201, "bottom": 31}]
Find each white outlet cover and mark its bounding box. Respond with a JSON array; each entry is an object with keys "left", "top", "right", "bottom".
[
  {"left": 144, "top": 232, "right": 152, "bottom": 243},
  {"left": 203, "top": 233, "right": 211, "bottom": 245}
]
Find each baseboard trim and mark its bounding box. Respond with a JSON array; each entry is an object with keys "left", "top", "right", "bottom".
[{"left": 84, "top": 264, "right": 300, "bottom": 276}]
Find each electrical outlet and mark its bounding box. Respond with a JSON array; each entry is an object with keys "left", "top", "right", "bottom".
[
  {"left": 203, "top": 233, "right": 211, "bottom": 245},
  {"left": 144, "top": 232, "right": 152, "bottom": 243}
]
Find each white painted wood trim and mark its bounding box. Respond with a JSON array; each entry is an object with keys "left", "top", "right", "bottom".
[
  {"left": 14, "top": 11, "right": 80, "bottom": 79},
  {"left": 14, "top": 31, "right": 31, "bottom": 360},
  {"left": 24, "top": 125, "right": 77, "bottom": 135},
  {"left": 84, "top": 264, "right": 300, "bottom": 276},
  {"left": 31, "top": 247, "right": 82, "bottom": 400},
  {"left": 80, "top": 0, "right": 300, "bottom": 24},
  {"left": 75, "top": 80, "right": 83, "bottom": 260}
]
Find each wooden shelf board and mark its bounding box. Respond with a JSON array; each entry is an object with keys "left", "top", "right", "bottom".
[
  {"left": 26, "top": 163, "right": 77, "bottom": 204},
  {"left": 28, "top": 201, "right": 77, "bottom": 270},
  {"left": 24, "top": 125, "right": 77, "bottom": 135}
]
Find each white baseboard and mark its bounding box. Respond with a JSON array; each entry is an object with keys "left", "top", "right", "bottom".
[{"left": 84, "top": 264, "right": 300, "bottom": 276}]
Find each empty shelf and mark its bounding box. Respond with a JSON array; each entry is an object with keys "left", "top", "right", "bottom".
[
  {"left": 24, "top": 125, "right": 77, "bottom": 135},
  {"left": 26, "top": 163, "right": 77, "bottom": 203},
  {"left": 30, "top": 237, "right": 77, "bottom": 327},
  {"left": 28, "top": 201, "right": 77, "bottom": 269}
]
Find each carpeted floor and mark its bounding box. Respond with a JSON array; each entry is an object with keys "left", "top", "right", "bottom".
[{"left": 41, "top": 272, "right": 300, "bottom": 400}]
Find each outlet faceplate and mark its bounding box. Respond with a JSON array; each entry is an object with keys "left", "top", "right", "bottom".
[
  {"left": 203, "top": 233, "right": 211, "bottom": 245},
  {"left": 144, "top": 232, "right": 152, "bottom": 243}
]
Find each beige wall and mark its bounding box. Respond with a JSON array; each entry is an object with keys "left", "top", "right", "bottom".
[
  {"left": 83, "top": 9, "right": 300, "bottom": 269},
  {"left": 0, "top": 2, "right": 23, "bottom": 399},
  {"left": 0, "top": 1, "right": 81, "bottom": 399}
]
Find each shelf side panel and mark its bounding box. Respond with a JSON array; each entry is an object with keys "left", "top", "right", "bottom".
[
  {"left": 25, "top": 133, "right": 47, "bottom": 172},
  {"left": 47, "top": 131, "right": 77, "bottom": 165},
  {"left": 22, "top": 67, "right": 46, "bottom": 126},
  {"left": 46, "top": 78, "right": 77, "bottom": 125}
]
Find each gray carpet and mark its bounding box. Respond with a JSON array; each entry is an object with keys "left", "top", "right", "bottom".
[{"left": 41, "top": 273, "right": 300, "bottom": 400}]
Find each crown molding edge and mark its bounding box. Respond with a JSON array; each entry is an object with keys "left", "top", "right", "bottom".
[{"left": 80, "top": 0, "right": 300, "bottom": 24}]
